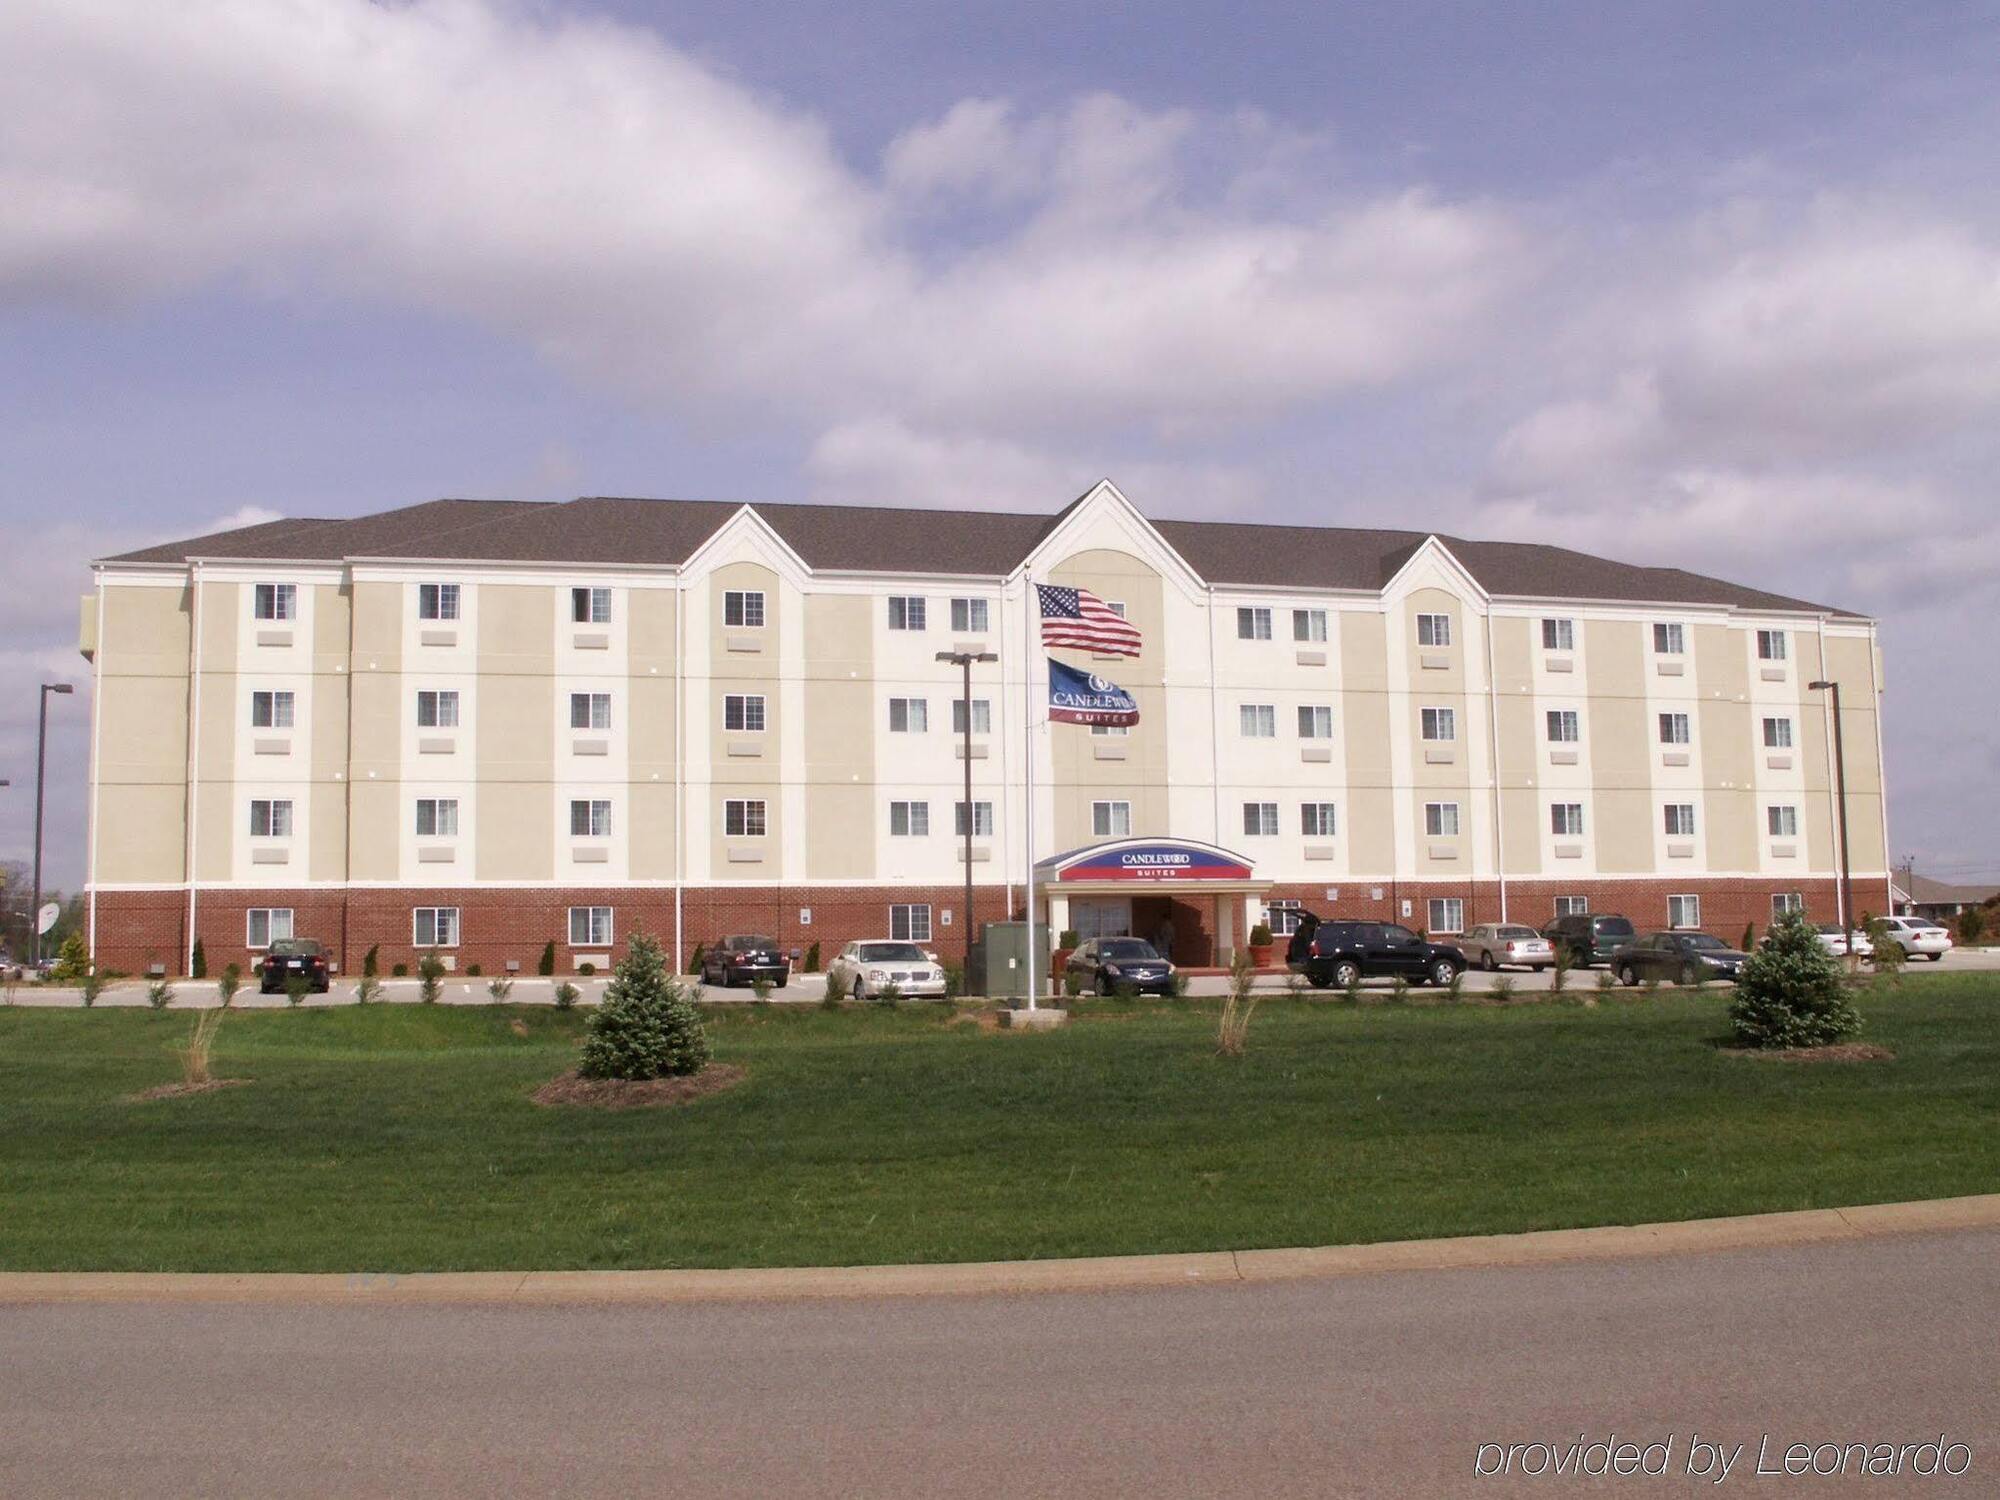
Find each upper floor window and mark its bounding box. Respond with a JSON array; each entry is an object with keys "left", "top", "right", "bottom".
[
  {"left": 249, "top": 799, "right": 293, "bottom": 838},
  {"left": 415, "top": 797, "right": 458, "bottom": 837},
  {"left": 1542, "top": 617, "right": 1575, "bottom": 651},
  {"left": 1301, "top": 802, "right": 1338, "bottom": 837},
  {"left": 1757, "top": 629, "right": 1787, "bottom": 661},
  {"left": 1237, "top": 606, "right": 1272, "bottom": 641},
  {"left": 1243, "top": 802, "right": 1279, "bottom": 837},
  {"left": 1664, "top": 803, "right": 1697, "bottom": 838},
  {"left": 952, "top": 698, "right": 991, "bottom": 736},
  {"left": 1239, "top": 704, "right": 1276, "bottom": 738},
  {"left": 419, "top": 583, "right": 460, "bottom": 621},
  {"left": 1653, "top": 622, "right": 1685, "bottom": 654},
  {"left": 253, "top": 583, "right": 296, "bottom": 622},
  {"left": 416, "top": 690, "right": 459, "bottom": 729},
  {"left": 570, "top": 692, "right": 612, "bottom": 731},
  {"left": 1297, "top": 705, "right": 1333, "bottom": 739},
  {"left": 1659, "top": 712, "right": 1691, "bottom": 745},
  {"left": 1416, "top": 612, "right": 1452, "bottom": 648},
  {"left": 1768, "top": 805, "right": 1800, "bottom": 838},
  {"left": 1763, "top": 716, "right": 1793, "bottom": 749},
  {"left": 950, "top": 597, "right": 990, "bottom": 634},
  {"left": 888, "top": 596, "right": 926, "bottom": 631},
  {"left": 722, "top": 590, "right": 763, "bottom": 628},
  {"left": 889, "top": 800, "right": 930, "bottom": 837},
  {"left": 724, "top": 799, "right": 767, "bottom": 837},
  {"left": 251, "top": 690, "right": 294, "bottom": 729},
  {"left": 1092, "top": 801, "right": 1131, "bottom": 838},
  {"left": 1293, "top": 608, "right": 1328, "bottom": 643},
  {"left": 1425, "top": 802, "right": 1461, "bottom": 837},
  {"left": 1551, "top": 802, "right": 1585, "bottom": 837},
  {"left": 1546, "top": 709, "right": 1580, "bottom": 743},
  {"left": 724, "top": 694, "right": 766, "bottom": 733},
  {"left": 1421, "top": 706, "right": 1456, "bottom": 742},
  {"left": 889, "top": 697, "right": 928, "bottom": 733},
  {"left": 954, "top": 801, "right": 995, "bottom": 838},
  {"left": 572, "top": 586, "right": 612, "bottom": 625},
  {"left": 570, "top": 799, "right": 612, "bottom": 838}
]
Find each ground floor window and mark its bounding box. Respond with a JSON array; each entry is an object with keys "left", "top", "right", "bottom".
[
  {"left": 1668, "top": 894, "right": 1701, "bottom": 929},
  {"left": 1553, "top": 895, "right": 1589, "bottom": 916},
  {"left": 245, "top": 908, "right": 293, "bottom": 948},
  {"left": 569, "top": 906, "right": 613, "bottom": 946},
  {"left": 1427, "top": 898, "right": 1465, "bottom": 935},
  {"left": 891, "top": 903, "right": 932, "bottom": 943},
  {"left": 412, "top": 907, "right": 460, "bottom": 947},
  {"left": 1772, "top": 892, "right": 1804, "bottom": 918},
  {"left": 1266, "top": 899, "right": 1305, "bottom": 936}
]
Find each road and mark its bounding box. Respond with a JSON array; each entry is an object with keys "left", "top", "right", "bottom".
[{"left": 4, "top": 1228, "right": 1994, "bottom": 1497}]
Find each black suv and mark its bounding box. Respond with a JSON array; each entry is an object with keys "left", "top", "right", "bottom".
[
  {"left": 1541, "top": 912, "right": 1636, "bottom": 967},
  {"left": 699, "top": 934, "right": 790, "bottom": 988},
  {"left": 1285, "top": 915, "right": 1467, "bottom": 988}
]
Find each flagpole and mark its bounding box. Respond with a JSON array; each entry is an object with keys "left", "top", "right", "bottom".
[{"left": 1023, "top": 571, "right": 1038, "bottom": 1012}]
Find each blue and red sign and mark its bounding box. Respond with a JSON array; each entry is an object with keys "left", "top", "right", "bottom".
[{"left": 1054, "top": 842, "right": 1253, "bottom": 883}]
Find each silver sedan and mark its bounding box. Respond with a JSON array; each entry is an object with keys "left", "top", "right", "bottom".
[
  {"left": 824, "top": 940, "right": 947, "bottom": 1001},
  {"left": 1460, "top": 923, "right": 1555, "bottom": 971}
]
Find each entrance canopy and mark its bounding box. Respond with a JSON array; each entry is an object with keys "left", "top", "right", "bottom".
[{"left": 1034, "top": 837, "right": 1270, "bottom": 896}]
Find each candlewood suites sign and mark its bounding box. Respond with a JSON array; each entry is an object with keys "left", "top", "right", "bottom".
[{"left": 1055, "top": 843, "right": 1253, "bottom": 883}]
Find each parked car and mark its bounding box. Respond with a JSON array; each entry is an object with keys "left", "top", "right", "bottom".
[
  {"left": 1609, "top": 931, "right": 1748, "bottom": 987},
  {"left": 1063, "top": 937, "right": 1175, "bottom": 995},
  {"left": 1872, "top": 917, "right": 1953, "bottom": 962},
  {"left": 1767, "top": 923, "right": 1873, "bottom": 959},
  {"left": 699, "top": 934, "right": 790, "bottom": 988},
  {"left": 257, "top": 938, "right": 330, "bottom": 994},
  {"left": 824, "top": 941, "right": 945, "bottom": 1000},
  {"left": 1459, "top": 923, "right": 1554, "bottom": 972},
  {"left": 1541, "top": 912, "right": 1637, "bottom": 967},
  {"left": 1286, "top": 916, "right": 1467, "bottom": 988}
]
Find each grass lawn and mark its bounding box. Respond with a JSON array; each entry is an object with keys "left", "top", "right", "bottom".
[{"left": 2, "top": 979, "right": 1996, "bottom": 1272}]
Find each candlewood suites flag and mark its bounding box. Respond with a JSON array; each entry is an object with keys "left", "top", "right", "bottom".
[{"left": 1048, "top": 659, "right": 1140, "bottom": 727}]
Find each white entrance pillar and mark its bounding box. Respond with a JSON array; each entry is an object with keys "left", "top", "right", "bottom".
[
  {"left": 1048, "top": 892, "right": 1071, "bottom": 942},
  {"left": 1215, "top": 893, "right": 1236, "bottom": 965}
]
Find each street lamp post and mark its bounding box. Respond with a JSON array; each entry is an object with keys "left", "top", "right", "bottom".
[
  {"left": 936, "top": 649, "right": 998, "bottom": 987},
  {"left": 32, "top": 683, "right": 75, "bottom": 968},
  {"left": 1808, "top": 678, "right": 1855, "bottom": 958}
]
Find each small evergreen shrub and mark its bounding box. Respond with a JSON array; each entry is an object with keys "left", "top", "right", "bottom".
[
  {"left": 941, "top": 958, "right": 965, "bottom": 1002},
  {"left": 284, "top": 974, "right": 310, "bottom": 1007},
  {"left": 579, "top": 935, "right": 710, "bottom": 1079},
  {"left": 538, "top": 941, "right": 556, "bottom": 977},
  {"left": 1062, "top": 968, "right": 1084, "bottom": 998},
  {"left": 804, "top": 941, "right": 821, "bottom": 973},
  {"left": 751, "top": 976, "right": 774, "bottom": 1003},
  {"left": 687, "top": 943, "right": 706, "bottom": 977},
  {"left": 190, "top": 938, "right": 207, "bottom": 979},
  {"left": 819, "top": 975, "right": 842, "bottom": 1010},
  {"left": 418, "top": 951, "right": 446, "bottom": 1004},
  {"left": 216, "top": 963, "right": 241, "bottom": 1008},
  {"left": 1490, "top": 975, "right": 1516, "bottom": 1003},
  {"left": 875, "top": 980, "right": 902, "bottom": 1008},
  {"left": 467, "top": 963, "right": 483, "bottom": 977},
  {"left": 1595, "top": 968, "right": 1615, "bottom": 994},
  {"left": 392, "top": 962, "right": 408, "bottom": 978},
  {"left": 1729, "top": 909, "right": 1860, "bottom": 1049},
  {"left": 1960, "top": 906, "right": 1987, "bottom": 946},
  {"left": 363, "top": 944, "right": 380, "bottom": 979},
  {"left": 1550, "top": 948, "right": 1571, "bottom": 994},
  {"left": 356, "top": 973, "right": 384, "bottom": 1005},
  {"left": 1741, "top": 922, "right": 1756, "bottom": 953},
  {"left": 1867, "top": 917, "right": 1905, "bottom": 979},
  {"left": 1249, "top": 922, "right": 1273, "bottom": 947},
  {"left": 578, "top": 961, "right": 597, "bottom": 977},
  {"left": 488, "top": 975, "right": 514, "bottom": 1001},
  {"left": 50, "top": 934, "right": 90, "bottom": 984},
  {"left": 146, "top": 977, "right": 174, "bottom": 1009},
  {"left": 1388, "top": 974, "right": 1410, "bottom": 1004},
  {"left": 1059, "top": 930, "right": 1080, "bottom": 950},
  {"left": 553, "top": 981, "right": 580, "bottom": 1011},
  {"left": 79, "top": 970, "right": 105, "bottom": 1007}
]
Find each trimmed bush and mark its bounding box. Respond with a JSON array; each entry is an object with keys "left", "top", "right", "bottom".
[
  {"left": 579, "top": 934, "right": 711, "bottom": 1079},
  {"left": 418, "top": 951, "right": 446, "bottom": 1004},
  {"left": 1249, "top": 922, "right": 1273, "bottom": 947},
  {"left": 553, "top": 981, "right": 579, "bottom": 1011},
  {"left": 687, "top": 943, "right": 706, "bottom": 977},
  {"left": 1729, "top": 909, "right": 1860, "bottom": 1049},
  {"left": 578, "top": 961, "right": 597, "bottom": 977},
  {"left": 190, "top": 938, "right": 207, "bottom": 980},
  {"left": 804, "top": 941, "right": 821, "bottom": 973},
  {"left": 537, "top": 941, "right": 556, "bottom": 977},
  {"left": 391, "top": 963, "right": 408, "bottom": 978},
  {"left": 467, "top": 963, "right": 483, "bottom": 977},
  {"left": 363, "top": 944, "right": 380, "bottom": 979}
]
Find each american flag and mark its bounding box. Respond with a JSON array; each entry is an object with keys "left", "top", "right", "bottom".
[{"left": 1036, "top": 583, "right": 1141, "bottom": 657}]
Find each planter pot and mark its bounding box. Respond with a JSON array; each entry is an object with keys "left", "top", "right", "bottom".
[
  {"left": 1249, "top": 943, "right": 1279, "bottom": 970},
  {"left": 1050, "top": 948, "right": 1075, "bottom": 985}
]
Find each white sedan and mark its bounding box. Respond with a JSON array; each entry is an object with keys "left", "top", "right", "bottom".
[
  {"left": 1872, "top": 917, "right": 1954, "bottom": 962},
  {"left": 1814, "top": 923, "right": 1873, "bottom": 959},
  {"left": 825, "top": 940, "right": 948, "bottom": 1000}
]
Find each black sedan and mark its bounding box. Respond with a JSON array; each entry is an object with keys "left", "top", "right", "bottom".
[
  {"left": 1608, "top": 931, "right": 1748, "bottom": 987},
  {"left": 1064, "top": 937, "right": 1175, "bottom": 995},
  {"left": 700, "top": 934, "right": 790, "bottom": 988},
  {"left": 258, "top": 938, "right": 331, "bottom": 994}
]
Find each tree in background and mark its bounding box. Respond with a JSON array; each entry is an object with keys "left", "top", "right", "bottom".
[
  {"left": 580, "top": 933, "right": 711, "bottom": 1080},
  {"left": 49, "top": 932, "right": 90, "bottom": 983}
]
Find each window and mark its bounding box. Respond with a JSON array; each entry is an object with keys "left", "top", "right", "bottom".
[
  {"left": 570, "top": 692, "right": 612, "bottom": 730},
  {"left": 1239, "top": 703, "right": 1276, "bottom": 738},
  {"left": 1551, "top": 802, "right": 1585, "bottom": 837},
  {"left": 1542, "top": 617, "right": 1575, "bottom": 651},
  {"left": 569, "top": 906, "right": 613, "bottom": 946},
  {"left": 1553, "top": 896, "right": 1589, "bottom": 917},
  {"left": 412, "top": 907, "right": 460, "bottom": 947},
  {"left": 1416, "top": 612, "right": 1452, "bottom": 647},
  {"left": 415, "top": 798, "right": 459, "bottom": 837},
  {"left": 1546, "top": 709, "right": 1580, "bottom": 743},
  {"left": 1092, "top": 801, "right": 1131, "bottom": 838},
  {"left": 570, "top": 799, "right": 612, "bottom": 838},
  {"left": 888, "top": 596, "right": 926, "bottom": 631},
  {"left": 724, "top": 799, "right": 767, "bottom": 837},
  {"left": 1091, "top": 721, "right": 1129, "bottom": 738},
  {"left": 1653, "top": 622, "right": 1685, "bottom": 654},
  {"left": 1772, "top": 892, "right": 1804, "bottom": 917},
  {"left": 889, "top": 697, "right": 928, "bottom": 733},
  {"left": 1236, "top": 606, "right": 1272, "bottom": 641},
  {"left": 1664, "top": 803, "right": 1696, "bottom": 837},
  {"left": 1425, "top": 802, "right": 1461, "bottom": 837},
  {"left": 1243, "top": 802, "right": 1279, "bottom": 836},
  {"left": 253, "top": 583, "right": 296, "bottom": 621},
  {"left": 251, "top": 690, "right": 294, "bottom": 729},
  {"left": 1668, "top": 894, "right": 1701, "bottom": 929},
  {"left": 1297, "top": 705, "right": 1333, "bottom": 739},
  {"left": 1301, "top": 802, "right": 1338, "bottom": 837},
  {"left": 416, "top": 690, "right": 459, "bottom": 729},
  {"left": 249, "top": 799, "right": 292, "bottom": 838},
  {"left": 954, "top": 801, "right": 995, "bottom": 837},
  {"left": 1428, "top": 898, "right": 1465, "bottom": 935},
  {"left": 419, "top": 583, "right": 460, "bottom": 621},
  {"left": 1659, "top": 712, "right": 1691, "bottom": 745},
  {"left": 1768, "top": 805, "right": 1799, "bottom": 838},
  {"left": 721, "top": 590, "right": 763, "bottom": 628},
  {"left": 1763, "top": 716, "right": 1793, "bottom": 749},
  {"left": 950, "top": 597, "right": 990, "bottom": 633},
  {"left": 571, "top": 586, "right": 613, "bottom": 625},
  {"left": 889, "top": 801, "right": 930, "bottom": 837},
  {"left": 1421, "top": 706, "right": 1456, "bottom": 741},
  {"left": 1293, "top": 609, "right": 1328, "bottom": 643},
  {"left": 891, "top": 904, "right": 933, "bottom": 943},
  {"left": 1267, "top": 899, "right": 1307, "bottom": 936},
  {"left": 245, "top": 908, "right": 294, "bottom": 948},
  {"left": 724, "top": 694, "right": 766, "bottom": 733},
  {"left": 1757, "top": 629, "right": 1787, "bottom": 661},
  {"left": 952, "top": 699, "right": 991, "bottom": 736}
]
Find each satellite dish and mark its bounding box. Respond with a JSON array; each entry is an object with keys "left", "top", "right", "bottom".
[{"left": 36, "top": 903, "right": 60, "bottom": 936}]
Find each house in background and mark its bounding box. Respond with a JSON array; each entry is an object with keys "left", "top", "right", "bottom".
[{"left": 1892, "top": 874, "right": 1999, "bottom": 923}]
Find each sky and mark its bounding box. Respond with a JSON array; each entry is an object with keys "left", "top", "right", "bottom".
[{"left": 3, "top": 0, "right": 1998, "bottom": 893}]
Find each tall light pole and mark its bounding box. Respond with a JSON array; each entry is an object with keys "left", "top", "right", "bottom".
[
  {"left": 32, "top": 683, "right": 75, "bottom": 968},
  {"left": 1808, "top": 678, "right": 1854, "bottom": 958},
  {"left": 937, "top": 649, "right": 998, "bottom": 985}
]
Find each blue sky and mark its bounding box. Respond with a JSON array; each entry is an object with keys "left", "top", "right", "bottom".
[{"left": 4, "top": 0, "right": 1998, "bottom": 892}]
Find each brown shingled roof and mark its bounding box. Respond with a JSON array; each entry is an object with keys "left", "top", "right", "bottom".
[{"left": 100, "top": 492, "right": 1859, "bottom": 616}]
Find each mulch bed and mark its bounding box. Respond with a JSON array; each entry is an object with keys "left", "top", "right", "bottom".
[
  {"left": 531, "top": 1063, "right": 746, "bottom": 1110},
  {"left": 1721, "top": 1042, "right": 1896, "bottom": 1064},
  {"left": 127, "top": 1078, "right": 253, "bottom": 1102}
]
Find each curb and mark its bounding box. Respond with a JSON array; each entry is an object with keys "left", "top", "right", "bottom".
[{"left": 4, "top": 1193, "right": 1995, "bottom": 1307}]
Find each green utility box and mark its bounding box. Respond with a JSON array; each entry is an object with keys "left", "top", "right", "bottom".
[{"left": 978, "top": 921, "right": 1053, "bottom": 1000}]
